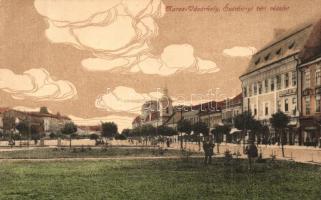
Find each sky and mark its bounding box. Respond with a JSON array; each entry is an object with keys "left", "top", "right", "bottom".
[{"left": 0, "top": 0, "right": 321, "bottom": 131}]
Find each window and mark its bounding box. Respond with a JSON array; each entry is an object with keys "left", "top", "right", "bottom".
[
  {"left": 305, "top": 70, "right": 310, "bottom": 89},
  {"left": 306, "top": 96, "right": 310, "bottom": 115},
  {"left": 276, "top": 48, "right": 282, "bottom": 55},
  {"left": 277, "top": 100, "right": 281, "bottom": 111},
  {"left": 292, "top": 71, "right": 297, "bottom": 86},
  {"left": 289, "top": 41, "right": 295, "bottom": 49},
  {"left": 316, "top": 69, "right": 321, "bottom": 86},
  {"left": 316, "top": 95, "right": 321, "bottom": 113},
  {"left": 284, "top": 73, "right": 289, "bottom": 88},
  {"left": 292, "top": 97, "right": 297, "bottom": 115},
  {"left": 270, "top": 78, "right": 275, "bottom": 91},
  {"left": 264, "top": 79, "right": 269, "bottom": 93},
  {"left": 254, "top": 105, "right": 257, "bottom": 116},
  {"left": 276, "top": 75, "right": 281, "bottom": 90},
  {"left": 284, "top": 99, "right": 289, "bottom": 112},
  {"left": 265, "top": 103, "right": 269, "bottom": 116},
  {"left": 249, "top": 84, "right": 253, "bottom": 96},
  {"left": 255, "top": 58, "right": 261, "bottom": 65},
  {"left": 243, "top": 87, "right": 247, "bottom": 97},
  {"left": 264, "top": 53, "right": 270, "bottom": 61},
  {"left": 258, "top": 82, "right": 262, "bottom": 94},
  {"left": 254, "top": 83, "right": 257, "bottom": 95}
]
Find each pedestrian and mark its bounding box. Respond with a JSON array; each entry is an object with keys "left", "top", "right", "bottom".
[
  {"left": 203, "top": 138, "right": 214, "bottom": 165},
  {"left": 245, "top": 140, "right": 258, "bottom": 171}
]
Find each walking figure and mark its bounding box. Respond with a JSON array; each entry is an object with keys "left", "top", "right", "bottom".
[
  {"left": 203, "top": 139, "right": 214, "bottom": 165},
  {"left": 245, "top": 140, "right": 258, "bottom": 170}
]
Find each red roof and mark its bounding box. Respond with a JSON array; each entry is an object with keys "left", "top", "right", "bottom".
[
  {"left": 26, "top": 112, "right": 71, "bottom": 120},
  {"left": 300, "top": 18, "right": 321, "bottom": 63},
  {"left": 132, "top": 116, "right": 141, "bottom": 124},
  {"left": 0, "top": 107, "right": 9, "bottom": 114}
]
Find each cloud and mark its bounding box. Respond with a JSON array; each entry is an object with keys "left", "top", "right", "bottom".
[
  {"left": 34, "top": 0, "right": 219, "bottom": 76},
  {"left": 95, "top": 86, "right": 163, "bottom": 114},
  {"left": 0, "top": 68, "right": 77, "bottom": 101},
  {"left": 223, "top": 46, "right": 257, "bottom": 57},
  {"left": 127, "top": 44, "right": 219, "bottom": 76},
  {"left": 69, "top": 114, "right": 133, "bottom": 132}
]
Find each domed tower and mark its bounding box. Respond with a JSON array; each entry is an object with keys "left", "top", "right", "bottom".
[{"left": 159, "top": 87, "right": 173, "bottom": 124}]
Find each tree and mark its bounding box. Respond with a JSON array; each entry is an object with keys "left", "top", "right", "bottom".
[
  {"left": 140, "top": 124, "right": 156, "bottom": 145},
  {"left": 177, "top": 119, "right": 192, "bottom": 149},
  {"left": 101, "top": 122, "right": 118, "bottom": 143},
  {"left": 192, "top": 121, "right": 209, "bottom": 151},
  {"left": 115, "top": 133, "right": 127, "bottom": 140},
  {"left": 89, "top": 133, "right": 99, "bottom": 141},
  {"left": 16, "top": 121, "right": 28, "bottom": 136},
  {"left": 157, "top": 125, "right": 177, "bottom": 137},
  {"left": 61, "top": 122, "right": 77, "bottom": 148},
  {"left": 234, "top": 111, "right": 256, "bottom": 146},
  {"left": 270, "top": 111, "right": 289, "bottom": 157},
  {"left": 121, "top": 128, "right": 132, "bottom": 138},
  {"left": 211, "top": 124, "right": 230, "bottom": 153}
]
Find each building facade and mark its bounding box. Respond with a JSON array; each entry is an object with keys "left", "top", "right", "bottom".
[
  {"left": 240, "top": 22, "right": 316, "bottom": 144},
  {"left": 298, "top": 18, "right": 321, "bottom": 146}
]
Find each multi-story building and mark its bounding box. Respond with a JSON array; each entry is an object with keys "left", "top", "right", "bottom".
[
  {"left": 132, "top": 87, "right": 174, "bottom": 128},
  {"left": 240, "top": 22, "right": 316, "bottom": 144},
  {"left": 298, "top": 18, "right": 321, "bottom": 146},
  {"left": 222, "top": 94, "right": 242, "bottom": 126},
  {"left": 2, "top": 107, "right": 71, "bottom": 136}
]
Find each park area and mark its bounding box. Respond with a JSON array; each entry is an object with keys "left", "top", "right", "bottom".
[{"left": 0, "top": 147, "right": 320, "bottom": 200}]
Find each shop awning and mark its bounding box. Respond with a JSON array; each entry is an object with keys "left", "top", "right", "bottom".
[
  {"left": 230, "top": 128, "right": 242, "bottom": 134},
  {"left": 304, "top": 126, "right": 317, "bottom": 131},
  {"left": 287, "top": 121, "right": 297, "bottom": 126}
]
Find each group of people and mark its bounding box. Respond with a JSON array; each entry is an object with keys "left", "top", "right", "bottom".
[{"left": 202, "top": 137, "right": 258, "bottom": 166}]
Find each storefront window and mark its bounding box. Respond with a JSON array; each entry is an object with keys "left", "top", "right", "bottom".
[{"left": 306, "top": 96, "right": 310, "bottom": 115}]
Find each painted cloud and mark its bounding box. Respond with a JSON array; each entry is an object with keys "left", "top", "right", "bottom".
[
  {"left": 223, "top": 46, "right": 257, "bottom": 57},
  {"left": 0, "top": 68, "right": 77, "bottom": 101},
  {"left": 34, "top": 0, "right": 219, "bottom": 76},
  {"left": 95, "top": 86, "right": 163, "bottom": 114}
]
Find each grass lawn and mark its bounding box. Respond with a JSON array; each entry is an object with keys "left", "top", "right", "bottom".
[
  {"left": 0, "top": 147, "right": 201, "bottom": 159},
  {"left": 0, "top": 158, "right": 320, "bottom": 200}
]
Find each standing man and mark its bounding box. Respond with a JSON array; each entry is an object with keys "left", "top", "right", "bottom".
[{"left": 203, "top": 138, "right": 215, "bottom": 165}]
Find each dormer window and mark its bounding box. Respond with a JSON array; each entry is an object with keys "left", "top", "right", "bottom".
[
  {"left": 255, "top": 58, "right": 261, "bottom": 65},
  {"left": 264, "top": 53, "right": 270, "bottom": 61},
  {"left": 289, "top": 41, "right": 295, "bottom": 49},
  {"left": 276, "top": 48, "right": 282, "bottom": 55}
]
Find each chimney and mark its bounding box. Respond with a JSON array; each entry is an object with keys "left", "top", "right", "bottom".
[{"left": 274, "top": 29, "right": 286, "bottom": 38}]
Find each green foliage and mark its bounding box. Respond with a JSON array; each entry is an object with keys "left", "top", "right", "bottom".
[
  {"left": 157, "top": 125, "right": 177, "bottom": 136},
  {"left": 234, "top": 111, "right": 259, "bottom": 131},
  {"left": 140, "top": 124, "right": 156, "bottom": 137},
  {"left": 177, "top": 119, "right": 192, "bottom": 134},
  {"left": 16, "top": 121, "right": 28, "bottom": 134},
  {"left": 270, "top": 111, "right": 290, "bottom": 129},
  {"left": 101, "top": 122, "right": 118, "bottom": 139},
  {"left": 114, "top": 134, "right": 127, "bottom": 140},
  {"left": 61, "top": 122, "right": 77, "bottom": 136},
  {"left": 121, "top": 128, "right": 131, "bottom": 137},
  {"left": 211, "top": 125, "right": 231, "bottom": 143},
  {"left": 89, "top": 133, "right": 99, "bottom": 140},
  {"left": 192, "top": 121, "right": 209, "bottom": 136}
]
